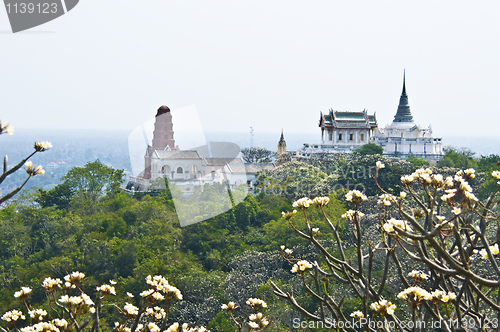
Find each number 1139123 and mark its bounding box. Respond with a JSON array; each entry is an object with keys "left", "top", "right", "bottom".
[{"left": 5, "top": 2, "right": 58, "bottom": 14}]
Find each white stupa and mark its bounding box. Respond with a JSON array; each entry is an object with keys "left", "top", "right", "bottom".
[{"left": 373, "top": 71, "right": 444, "bottom": 160}]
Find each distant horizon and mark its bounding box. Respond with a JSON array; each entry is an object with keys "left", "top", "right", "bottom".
[
  {"left": 5, "top": 128, "right": 500, "bottom": 157},
  {"left": 10, "top": 126, "right": 500, "bottom": 137}
]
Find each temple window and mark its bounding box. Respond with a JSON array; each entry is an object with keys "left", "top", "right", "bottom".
[
  {"left": 361, "top": 133, "right": 365, "bottom": 141},
  {"left": 349, "top": 133, "right": 353, "bottom": 141}
]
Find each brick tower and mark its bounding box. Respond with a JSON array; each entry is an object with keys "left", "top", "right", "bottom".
[
  {"left": 152, "top": 105, "right": 176, "bottom": 150},
  {"left": 144, "top": 105, "right": 177, "bottom": 179}
]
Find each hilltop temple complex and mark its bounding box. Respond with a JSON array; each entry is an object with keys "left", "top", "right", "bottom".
[
  {"left": 127, "top": 72, "right": 442, "bottom": 196},
  {"left": 299, "top": 72, "right": 443, "bottom": 160}
]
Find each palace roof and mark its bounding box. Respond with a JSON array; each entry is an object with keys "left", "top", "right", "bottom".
[{"left": 319, "top": 109, "right": 377, "bottom": 129}]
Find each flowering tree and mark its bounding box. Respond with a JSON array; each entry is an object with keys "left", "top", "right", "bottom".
[
  {"left": 1, "top": 272, "right": 214, "bottom": 332},
  {"left": 272, "top": 162, "right": 500, "bottom": 331},
  {"left": 0, "top": 271, "right": 273, "bottom": 332},
  {"left": 0, "top": 120, "right": 51, "bottom": 204}
]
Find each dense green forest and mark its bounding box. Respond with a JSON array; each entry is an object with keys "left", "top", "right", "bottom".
[{"left": 1, "top": 147, "right": 500, "bottom": 331}]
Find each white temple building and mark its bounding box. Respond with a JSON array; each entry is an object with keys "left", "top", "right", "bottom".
[
  {"left": 373, "top": 72, "right": 444, "bottom": 160},
  {"left": 301, "top": 109, "right": 378, "bottom": 155},
  {"left": 300, "top": 72, "right": 444, "bottom": 160}
]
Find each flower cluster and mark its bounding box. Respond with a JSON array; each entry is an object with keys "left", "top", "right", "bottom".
[
  {"left": 382, "top": 218, "right": 412, "bottom": 237},
  {"left": 246, "top": 298, "right": 267, "bottom": 311},
  {"left": 146, "top": 307, "right": 166, "bottom": 322},
  {"left": 341, "top": 210, "right": 365, "bottom": 222},
  {"left": 64, "top": 271, "right": 85, "bottom": 285},
  {"left": 397, "top": 286, "right": 433, "bottom": 306},
  {"left": 114, "top": 322, "right": 133, "bottom": 332},
  {"left": 1, "top": 309, "right": 26, "bottom": 323},
  {"left": 492, "top": 170, "right": 500, "bottom": 184},
  {"left": 440, "top": 170, "right": 478, "bottom": 204},
  {"left": 408, "top": 270, "right": 429, "bottom": 282},
  {"left": 221, "top": 301, "right": 236, "bottom": 311},
  {"left": 292, "top": 197, "right": 313, "bottom": 209},
  {"left": 96, "top": 284, "right": 116, "bottom": 296},
  {"left": 144, "top": 275, "right": 182, "bottom": 301},
  {"left": 20, "top": 321, "right": 62, "bottom": 332},
  {"left": 58, "top": 294, "right": 95, "bottom": 313},
  {"left": 401, "top": 174, "right": 415, "bottom": 185},
  {"left": 248, "top": 312, "right": 269, "bottom": 329},
  {"left": 345, "top": 190, "right": 367, "bottom": 204},
  {"left": 400, "top": 167, "right": 449, "bottom": 189},
  {"left": 431, "top": 290, "right": 457, "bottom": 305},
  {"left": 350, "top": 310, "right": 364, "bottom": 321},
  {"left": 221, "top": 299, "right": 267, "bottom": 331},
  {"left": 42, "top": 277, "right": 62, "bottom": 292},
  {"left": 441, "top": 189, "right": 457, "bottom": 202},
  {"left": 148, "top": 322, "right": 161, "bottom": 332},
  {"left": 164, "top": 323, "right": 210, "bottom": 332},
  {"left": 24, "top": 161, "right": 45, "bottom": 176},
  {"left": 370, "top": 299, "right": 396, "bottom": 316},
  {"left": 479, "top": 243, "right": 500, "bottom": 259},
  {"left": 283, "top": 247, "right": 293, "bottom": 255},
  {"left": 28, "top": 309, "right": 47, "bottom": 322},
  {"left": 312, "top": 196, "right": 329, "bottom": 207},
  {"left": 400, "top": 168, "right": 432, "bottom": 185},
  {"left": 140, "top": 289, "right": 164, "bottom": 302},
  {"left": 378, "top": 193, "right": 397, "bottom": 206},
  {"left": 123, "top": 302, "right": 139, "bottom": 318},
  {"left": 290, "top": 260, "right": 313, "bottom": 274},
  {"left": 34, "top": 140, "right": 52, "bottom": 152},
  {"left": 14, "top": 287, "right": 32, "bottom": 299},
  {"left": 52, "top": 319, "right": 68, "bottom": 330}
]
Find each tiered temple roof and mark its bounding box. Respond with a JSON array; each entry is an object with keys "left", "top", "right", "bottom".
[{"left": 319, "top": 109, "right": 377, "bottom": 129}]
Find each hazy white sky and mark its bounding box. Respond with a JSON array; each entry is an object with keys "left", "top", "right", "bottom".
[{"left": 1, "top": 0, "right": 499, "bottom": 137}]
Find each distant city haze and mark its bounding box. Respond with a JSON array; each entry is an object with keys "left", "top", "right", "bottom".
[
  {"left": 1, "top": 1, "right": 499, "bottom": 137},
  {"left": 4, "top": 129, "right": 500, "bottom": 171}
]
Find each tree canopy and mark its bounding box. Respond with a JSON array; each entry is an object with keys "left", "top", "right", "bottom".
[
  {"left": 436, "top": 147, "right": 478, "bottom": 169},
  {"left": 353, "top": 142, "right": 383, "bottom": 155},
  {"left": 60, "top": 160, "right": 124, "bottom": 201},
  {"left": 240, "top": 147, "right": 274, "bottom": 163}
]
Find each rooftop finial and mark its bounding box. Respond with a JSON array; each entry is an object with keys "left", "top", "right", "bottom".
[{"left": 402, "top": 69, "right": 406, "bottom": 95}]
